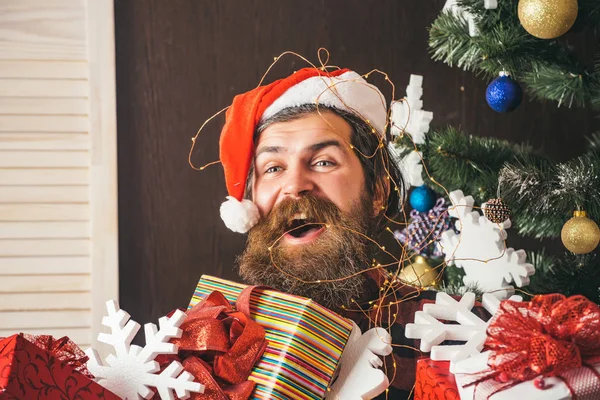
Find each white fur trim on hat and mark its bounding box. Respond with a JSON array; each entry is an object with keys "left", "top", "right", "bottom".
[
  {"left": 220, "top": 196, "right": 260, "bottom": 233},
  {"left": 261, "top": 71, "right": 387, "bottom": 135}
]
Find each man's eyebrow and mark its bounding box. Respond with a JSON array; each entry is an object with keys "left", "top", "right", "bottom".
[
  {"left": 305, "top": 140, "right": 344, "bottom": 153},
  {"left": 255, "top": 140, "right": 346, "bottom": 158},
  {"left": 255, "top": 145, "right": 285, "bottom": 158}
]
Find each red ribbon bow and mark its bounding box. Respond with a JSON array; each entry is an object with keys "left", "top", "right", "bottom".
[
  {"left": 485, "top": 294, "right": 600, "bottom": 381},
  {"left": 155, "top": 288, "right": 268, "bottom": 400},
  {"left": 463, "top": 294, "right": 600, "bottom": 398}
]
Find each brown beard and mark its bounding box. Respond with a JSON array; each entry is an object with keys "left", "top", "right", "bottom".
[{"left": 237, "top": 193, "right": 377, "bottom": 310}]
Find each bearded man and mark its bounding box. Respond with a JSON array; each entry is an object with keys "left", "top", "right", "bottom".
[{"left": 211, "top": 67, "right": 434, "bottom": 399}]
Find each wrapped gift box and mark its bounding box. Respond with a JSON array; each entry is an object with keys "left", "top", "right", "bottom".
[
  {"left": 453, "top": 351, "right": 600, "bottom": 400},
  {"left": 189, "top": 275, "right": 354, "bottom": 400},
  {"left": 414, "top": 358, "right": 460, "bottom": 400},
  {"left": 0, "top": 334, "right": 120, "bottom": 400}
]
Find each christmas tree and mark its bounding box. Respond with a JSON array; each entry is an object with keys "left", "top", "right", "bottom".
[
  {"left": 430, "top": 0, "right": 600, "bottom": 109},
  {"left": 392, "top": 0, "right": 600, "bottom": 303}
]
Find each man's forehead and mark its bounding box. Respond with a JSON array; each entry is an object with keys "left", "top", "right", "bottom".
[{"left": 254, "top": 112, "right": 353, "bottom": 151}]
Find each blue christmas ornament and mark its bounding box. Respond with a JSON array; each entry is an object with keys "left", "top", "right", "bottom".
[
  {"left": 409, "top": 185, "right": 436, "bottom": 213},
  {"left": 486, "top": 71, "right": 523, "bottom": 113}
]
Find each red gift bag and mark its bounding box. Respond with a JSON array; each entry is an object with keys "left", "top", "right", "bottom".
[{"left": 0, "top": 334, "right": 120, "bottom": 400}]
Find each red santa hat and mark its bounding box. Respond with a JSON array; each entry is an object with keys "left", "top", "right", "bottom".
[{"left": 218, "top": 67, "right": 388, "bottom": 233}]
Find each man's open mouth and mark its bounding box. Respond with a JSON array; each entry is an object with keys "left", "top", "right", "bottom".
[{"left": 284, "top": 213, "right": 326, "bottom": 242}]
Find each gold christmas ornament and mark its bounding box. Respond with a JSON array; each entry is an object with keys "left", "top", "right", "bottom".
[
  {"left": 561, "top": 210, "right": 600, "bottom": 254},
  {"left": 483, "top": 198, "right": 511, "bottom": 224},
  {"left": 518, "top": 0, "right": 578, "bottom": 39},
  {"left": 399, "top": 256, "right": 438, "bottom": 288}
]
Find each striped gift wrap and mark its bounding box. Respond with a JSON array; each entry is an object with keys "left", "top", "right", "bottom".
[{"left": 188, "top": 275, "right": 354, "bottom": 400}]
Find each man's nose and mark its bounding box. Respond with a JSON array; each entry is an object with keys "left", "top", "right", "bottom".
[{"left": 282, "top": 166, "right": 314, "bottom": 198}]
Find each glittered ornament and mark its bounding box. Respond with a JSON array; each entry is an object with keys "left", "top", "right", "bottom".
[
  {"left": 486, "top": 72, "right": 523, "bottom": 113},
  {"left": 518, "top": 0, "right": 578, "bottom": 39},
  {"left": 399, "top": 255, "right": 439, "bottom": 288},
  {"left": 483, "top": 198, "right": 511, "bottom": 224},
  {"left": 561, "top": 210, "right": 600, "bottom": 254},
  {"left": 410, "top": 185, "right": 437, "bottom": 213},
  {"left": 395, "top": 197, "right": 455, "bottom": 258}
]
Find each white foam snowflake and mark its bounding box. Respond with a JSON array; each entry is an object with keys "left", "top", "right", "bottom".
[
  {"left": 405, "top": 292, "right": 522, "bottom": 368},
  {"left": 390, "top": 74, "right": 433, "bottom": 145},
  {"left": 85, "top": 300, "right": 204, "bottom": 400},
  {"left": 438, "top": 190, "right": 535, "bottom": 299},
  {"left": 443, "top": 0, "right": 497, "bottom": 37},
  {"left": 388, "top": 144, "right": 424, "bottom": 189},
  {"left": 326, "top": 322, "right": 393, "bottom": 400}
]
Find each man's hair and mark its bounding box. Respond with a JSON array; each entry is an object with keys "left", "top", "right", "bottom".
[{"left": 247, "top": 104, "right": 405, "bottom": 232}]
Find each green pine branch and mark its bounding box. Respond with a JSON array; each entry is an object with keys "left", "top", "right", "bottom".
[
  {"left": 396, "top": 126, "right": 600, "bottom": 239},
  {"left": 526, "top": 252, "right": 600, "bottom": 303},
  {"left": 524, "top": 56, "right": 600, "bottom": 108},
  {"left": 429, "top": 0, "right": 600, "bottom": 109},
  {"left": 397, "top": 126, "right": 527, "bottom": 203},
  {"left": 578, "top": 0, "right": 600, "bottom": 34},
  {"left": 429, "top": 12, "right": 482, "bottom": 71},
  {"left": 499, "top": 150, "right": 600, "bottom": 238}
]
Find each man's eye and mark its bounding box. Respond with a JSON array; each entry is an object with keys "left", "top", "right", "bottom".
[
  {"left": 265, "top": 166, "right": 282, "bottom": 174},
  {"left": 314, "top": 160, "right": 335, "bottom": 167}
]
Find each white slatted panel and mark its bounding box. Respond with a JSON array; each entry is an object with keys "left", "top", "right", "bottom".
[
  {"left": 0, "top": 98, "right": 88, "bottom": 115},
  {"left": 0, "top": 133, "right": 90, "bottom": 150},
  {"left": 0, "top": 186, "right": 89, "bottom": 203},
  {"left": 0, "top": 256, "right": 90, "bottom": 274},
  {"left": 0, "top": 0, "right": 87, "bottom": 60},
  {"left": 0, "top": 292, "right": 91, "bottom": 311},
  {"left": 0, "top": 0, "right": 104, "bottom": 349},
  {"left": 0, "top": 222, "right": 90, "bottom": 238},
  {"left": 0, "top": 328, "right": 92, "bottom": 345}
]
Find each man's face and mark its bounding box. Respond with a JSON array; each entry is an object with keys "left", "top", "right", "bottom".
[
  {"left": 238, "top": 111, "right": 379, "bottom": 310},
  {"left": 252, "top": 111, "right": 368, "bottom": 230}
]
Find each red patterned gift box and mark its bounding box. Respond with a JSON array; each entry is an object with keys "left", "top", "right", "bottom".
[
  {"left": 414, "top": 358, "right": 460, "bottom": 400},
  {"left": 0, "top": 334, "right": 120, "bottom": 400}
]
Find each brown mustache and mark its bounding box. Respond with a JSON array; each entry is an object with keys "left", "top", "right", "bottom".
[{"left": 255, "top": 195, "right": 343, "bottom": 238}]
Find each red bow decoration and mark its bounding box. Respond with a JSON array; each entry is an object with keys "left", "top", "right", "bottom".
[
  {"left": 485, "top": 294, "right": 600, "bottom": 382},
  {"left": 462, "top": 294, "right": 600, "bottom": 398},
  {"left": 155, "top": 288, "right": 268, "bottom": 400}
]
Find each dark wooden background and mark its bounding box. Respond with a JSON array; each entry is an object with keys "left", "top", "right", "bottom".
[{"left": 114, "top": 0, "right": 599, "bottom": 325}]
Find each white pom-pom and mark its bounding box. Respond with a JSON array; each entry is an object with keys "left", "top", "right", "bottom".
[{"left": 220, "top": 196, "right": 260, "bottom": 233}]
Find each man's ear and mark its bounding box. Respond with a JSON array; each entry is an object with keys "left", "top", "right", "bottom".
[{"left": 372, "top": 176, "right": 390, "bottom": 217}]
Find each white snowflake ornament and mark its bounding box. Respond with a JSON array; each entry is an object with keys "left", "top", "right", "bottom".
[
  {"left": 484, "top": 0, "right": 498, "bottom": 9},
  {"left": 443, "top": 0, "right": 498, "bottom": 37},
  {"left": 405, "top": 292, "right": 522, "bottom": 369},
  {"left": 443, "top": 0, "right": 479, "bottom": 36},
  {"left": 85, "top": 300, "right": 205, "bottom": 400},
  {"left": 388, "top": 144, "right": 424, "bottom": 189},
  {"left": 439, "top": 190, "right": 535, "bottom": 299},
  {"left": 390, "top": 75, "right": 433, "bottom": 145},
  {"left": 326, "top": 322, "right": 392, "bottom": 400}
]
